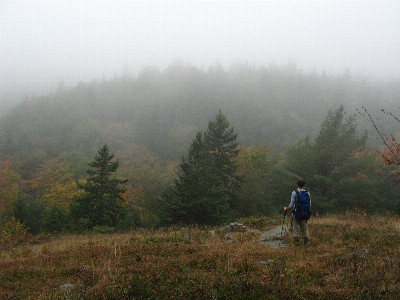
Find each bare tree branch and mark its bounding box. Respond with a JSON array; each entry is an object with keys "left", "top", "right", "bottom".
[{"left": 357, "top": 106, "right": 400, "bottom": 165}]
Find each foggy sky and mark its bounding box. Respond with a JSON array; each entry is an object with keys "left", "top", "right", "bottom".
[{"left": 1, "top": 1, "right": 400, "bottom": 104}]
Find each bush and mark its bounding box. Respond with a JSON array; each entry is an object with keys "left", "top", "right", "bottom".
[
  {"left": 92, "top": 226, "right": 116, "bottom": 234},
  {"left": 0, "top": 217, "right": 31, "bottom": 247}
]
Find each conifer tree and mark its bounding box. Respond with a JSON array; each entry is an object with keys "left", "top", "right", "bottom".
[
  {"left": 161, "top": 110, "right": 240, "bottom": 225},
  {"left": 286, "top": 106, "right": 368, "bottom": 212},
  {"left": 71, "top": 145, "right": 127, "bottom": 229},
  {"left": 204, "top": 109, "right": 241, "bottom": 209},
  {"left": 161, "top": 132, "right": 229, "bottom": 224}
]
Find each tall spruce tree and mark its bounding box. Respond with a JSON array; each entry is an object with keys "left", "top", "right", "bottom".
[
  {"left": 161, "top": 110, "right": 240, "bottom": 225},
  {"left": 204, "top": 109, "right": 241, "bottom": 209},
  {"left": 71, "top": 145, "right": 127, "bottom": 229},
  {"left": 161, "top": 132, "right": 229, "bottom": 225}
]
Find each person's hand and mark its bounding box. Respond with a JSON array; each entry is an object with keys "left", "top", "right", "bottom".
[{"left": 284, "top": 207, "right": 287, "bottom": 211}]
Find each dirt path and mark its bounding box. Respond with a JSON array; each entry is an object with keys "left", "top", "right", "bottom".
[{"left": 256, "top": 225, "right": 289, "bottom": 248}]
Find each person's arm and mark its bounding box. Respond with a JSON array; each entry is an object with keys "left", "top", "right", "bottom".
[{"left": 284, "top": 191, "right": 296, "bottom": 211}]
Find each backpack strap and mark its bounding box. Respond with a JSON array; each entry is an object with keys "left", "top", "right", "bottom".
[
  {"left": 295, "top": 189, "right": 308, "bottom": 199},
  {"left": 294, "top": 190, "right": 301, "bottom": 204}
]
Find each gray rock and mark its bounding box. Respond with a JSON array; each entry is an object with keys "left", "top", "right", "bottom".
[
  {"left": 60, "top": 283, "right": 76, "bottom": 291},
  {"left": 256, "top": 259, "right": 274, "bottom": 266},
  {"left": 347, "top": 248, "right": 369, "bottom": 257},
  {"left": 224, "top": 222, "right": 246, "bottom": 233}
]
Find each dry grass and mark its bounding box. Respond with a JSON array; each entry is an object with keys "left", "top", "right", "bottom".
[{"left": 1, "top": 213, "right": 400, "bottom": 299}]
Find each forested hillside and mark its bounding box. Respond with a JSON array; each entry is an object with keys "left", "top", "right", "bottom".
[
  {"left": 1, "top": 62, "right": 398, "bottom": 162},
  {"left": 0, "top": 61, "right": 399, "bottom": 234}
]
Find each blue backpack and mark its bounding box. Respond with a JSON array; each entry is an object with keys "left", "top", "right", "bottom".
[{"left": 294, "top": 190, "right": 311, "bottom": 221}]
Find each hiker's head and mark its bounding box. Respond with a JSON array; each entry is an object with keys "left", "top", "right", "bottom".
[{"left": 297, "top": 178, "right": 305, "bottom": 188}]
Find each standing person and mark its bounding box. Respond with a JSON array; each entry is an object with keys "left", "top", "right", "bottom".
[{"left": 284, "top": 178, "right": 311, "bottom": 245}]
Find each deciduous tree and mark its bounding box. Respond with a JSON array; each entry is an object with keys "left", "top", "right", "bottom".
[
  {"left": 0, "top": 161, "right": 23, "bottom": 220},
  {"left": 236, "top": 146, "right": 281, "bottom": 216},
  {"left": 357, "top": 106, "right": 400, "bottom": 166}
]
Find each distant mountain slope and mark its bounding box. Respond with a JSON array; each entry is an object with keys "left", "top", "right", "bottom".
[{"left": 0, "top": 62, "right": 396, "bottom": 164}]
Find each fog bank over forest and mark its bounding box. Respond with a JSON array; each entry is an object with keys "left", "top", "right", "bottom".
[
  {"left": 1, "top": 1, "right": 400, "bottom": 109},
  {"left": 1, "top": 61, "right": 399, "bottom": 163}
]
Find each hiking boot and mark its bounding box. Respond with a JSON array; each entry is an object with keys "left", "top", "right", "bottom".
[
  {"left": 293, "top": 237, "right": 300, "bottom": 246},
  {"left": 303, "top": 237, "right": 309, "bottom": 245}
]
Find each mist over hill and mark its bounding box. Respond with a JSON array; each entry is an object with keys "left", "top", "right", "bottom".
[{"left": 0, "top": 61, "right": 398, "bottom": 164}]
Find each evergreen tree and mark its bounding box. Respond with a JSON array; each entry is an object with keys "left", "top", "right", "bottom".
[
  {"left": 12, "top": 196, "right": 45, "bottom": 234},
  {"left": 161, "top": 132, "right": 229, "bottom": 225},
  {"left": 43, "top": 204, "right": 70, "bottom": 233},
  {"left": 71, "top": 145, "right": 127, "bottom": 229},
  {"left": 286, "top": 106, "right": 368, "bottom": 212},
  {"left": 204, "top": 109, "right": 241, "bottom": 210},
  {"left": 161, "top": 110, "right": 240, "bottom": 225}
]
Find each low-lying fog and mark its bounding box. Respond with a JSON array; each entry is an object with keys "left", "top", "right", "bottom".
[{"left": 1, "top": 1, "right": 400, "bottom": 106}]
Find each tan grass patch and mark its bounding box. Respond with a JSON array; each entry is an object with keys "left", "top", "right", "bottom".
[{"left": 1, "top": 214, "right": 400, "bottom": 299}]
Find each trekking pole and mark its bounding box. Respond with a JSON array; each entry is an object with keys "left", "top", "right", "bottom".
[{"left": 278, "top": 209, "right": 287, "bottom": 248}]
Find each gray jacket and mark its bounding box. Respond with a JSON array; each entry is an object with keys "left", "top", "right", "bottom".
[{"left": 287, "top": 189, "right": 311, "bottom": 210}]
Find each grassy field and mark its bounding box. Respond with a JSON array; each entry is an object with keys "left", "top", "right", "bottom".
[{"left": 1, "top": 213, "right": 399, "bottom": 299}]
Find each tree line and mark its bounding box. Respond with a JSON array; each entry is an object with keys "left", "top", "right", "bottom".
[
  {"left": 1, "top": 106, "right": 399, "bottom": 234},
  {"left": 1, "top": 61, "right": 400, "bottom": 234}
]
